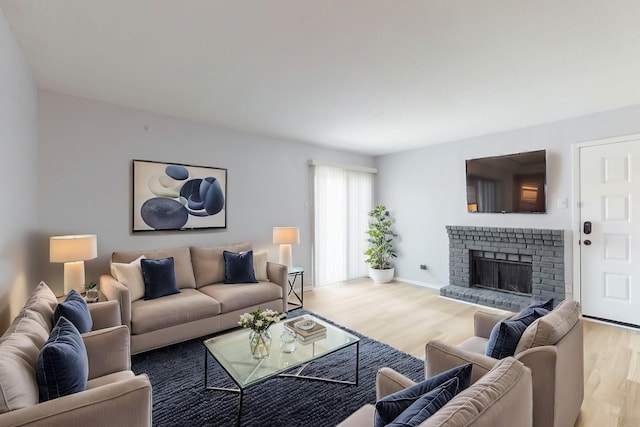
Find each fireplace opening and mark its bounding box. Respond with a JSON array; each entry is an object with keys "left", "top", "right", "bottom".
[{"left": 470, "top": 251, "right": 532, "bottom": 296}]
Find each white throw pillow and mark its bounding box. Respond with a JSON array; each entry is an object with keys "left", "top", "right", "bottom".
[
  {"left": 110, "top": 255, "right": 146, "bottom": 301},
  {"left": 253, "top": 251, "right": 268, "bottom": 282}
]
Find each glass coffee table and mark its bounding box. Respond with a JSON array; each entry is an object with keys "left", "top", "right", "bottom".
[{"left": 203, "top": 315, "right": 359, "bottom": 426}]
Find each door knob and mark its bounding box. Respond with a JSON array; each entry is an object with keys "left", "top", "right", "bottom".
[{"left": 584, "top": 240, "right": 592, "bottom": 246}]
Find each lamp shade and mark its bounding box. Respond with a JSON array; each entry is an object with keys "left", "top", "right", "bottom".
[
  {"left": 50, "top": 235, "right": 98, "bottom": 263},
  {"left": 272, "top": 227, "right": 300, "bottom": 245}
]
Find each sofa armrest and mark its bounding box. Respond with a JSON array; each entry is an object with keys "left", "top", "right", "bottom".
[
  {"left": 0, "top": 374, "right": 151, "bottom": 427},
  {"left": 99, "top": 275, "right": 131, "bottom": 328},
  {"left": 267, "top": 262, "right": 288, "bottom": 311},
  {"left": 425, "top": 340, "right": 498, "bottom": 384},
  {"left": 83, "top": 325, "right": 130, "bottom": 380},
  {"left": 376, "top": 367, "right": 417, "bottom": 400},
  {"left": 88, "top": 300, "right": 121, "bottom": 330},
  {"left": 474, "top": 311, "right": 512, "bottom": 339}
]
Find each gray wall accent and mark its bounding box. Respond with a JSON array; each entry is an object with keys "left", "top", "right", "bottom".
[
  {"left": 0, "top": 11, "right": 39, "bottom": 331},
  {"left": 37, "top": 91, "right": 375, "bottom": 296},
  {"left": 442, "top": 226, "right": 564, "bottom": 311},
  {"left": 376, "top": 104, "right": 640, "bottom": 291}
]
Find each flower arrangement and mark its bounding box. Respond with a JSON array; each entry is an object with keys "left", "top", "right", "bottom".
[
  {"left": 238, "top": 307, "right": 285, "bottom": 333},
  {"left": 239, "top": 307, "right": 285, "bottom": 359}
]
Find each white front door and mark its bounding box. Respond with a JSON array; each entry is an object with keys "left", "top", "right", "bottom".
[{"left": 579, "top": 138, "right": 640, "bottom": 325}]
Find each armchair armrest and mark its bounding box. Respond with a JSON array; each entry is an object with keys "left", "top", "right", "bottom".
[
  {"left": 99, "top": 274, "right": 131, "bottom": 328},
  {"left": 474, "top": 311, "right": 513, "bottom": 339},
  {"left": 515, "top": 346, "right": 558, "bottom": 427},
  {"left": 83, "top": 325, "right": 130, "bottom": 380},
  {"left": 425, "top": 340, "right": 498, "bottom": 384},
  {"left": 88, "top": 300, "right": 121, "bottom": 330},
  {"left": 376, "top": 367, "right": 417, "bottom": 400},
  {"left": 0, "top": 374, "right": 151, "bottom": 427},
  {"left": 267, "top": 262, "right": 288, "bottom": 312}
]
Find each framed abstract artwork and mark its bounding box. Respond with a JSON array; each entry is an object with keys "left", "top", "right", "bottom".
[{"left": 132, "top": 159, "right": 227, "bottom": 232}]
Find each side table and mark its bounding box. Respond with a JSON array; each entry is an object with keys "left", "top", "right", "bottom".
[{"left": 287, "top": 267, "right": 304, "bottom": 309}]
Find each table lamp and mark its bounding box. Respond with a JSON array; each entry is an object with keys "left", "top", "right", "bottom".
[
  {"left": 50, "top": 234, "right": 98, "bottom": 295},
  {"left": 272, "top": 227, "right": 299, "bottom": 269}
]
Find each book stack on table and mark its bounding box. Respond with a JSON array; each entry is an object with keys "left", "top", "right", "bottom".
[{"left": 284, "top": 318, "right": 327, "bottom": 343}]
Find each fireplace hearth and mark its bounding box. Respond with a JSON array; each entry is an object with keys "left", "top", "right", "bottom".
[{"left": 442, "top": 226, "right": 565, "bottom": 311}]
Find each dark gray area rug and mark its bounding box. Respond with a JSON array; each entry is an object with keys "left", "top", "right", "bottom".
[{"left": 131, "top": 309, "right": 424, "bottom": 427}]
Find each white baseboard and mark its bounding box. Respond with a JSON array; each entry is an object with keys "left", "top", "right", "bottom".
[{"left": 394, "top": 277, "right": 443, "bottom": 291}]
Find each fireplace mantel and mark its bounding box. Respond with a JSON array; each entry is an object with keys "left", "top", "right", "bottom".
[{"left": 442, "top": 225, "right": 565, "bottom": 311}]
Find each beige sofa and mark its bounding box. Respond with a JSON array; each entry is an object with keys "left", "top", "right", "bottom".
[
  {"left": 100, "top": 243, "right": 288, "bottom": 354},
  {"left": 424, "top": 299, "right": 583, "bottom": 427},
  {"left": 338, "top": 357, "right": 533, "bottom": 426},
  {"left": 0, "top": 282, "right": 152, "bottom": 427}
]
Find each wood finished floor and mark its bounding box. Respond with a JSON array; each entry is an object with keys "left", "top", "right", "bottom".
[{"left": 302, "top": 278, "right": 640, "bottom": 427}]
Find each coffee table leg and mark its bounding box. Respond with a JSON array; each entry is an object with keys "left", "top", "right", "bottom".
[
  {"left": 354, "top": 340, "right": 359, "bottom": 386},
  {"left": 204, "top": 349, "right": 244, "bottom": 425},
  {"left": 236, "top": 390, "right": 244, "bottom": 427},
  {"left": 278, "top": 340, "right": 360, "bottom": 385}
]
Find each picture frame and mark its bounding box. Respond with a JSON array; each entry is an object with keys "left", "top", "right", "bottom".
[{"left": 132, "top": 159, "right": 227, "bottom": 232}]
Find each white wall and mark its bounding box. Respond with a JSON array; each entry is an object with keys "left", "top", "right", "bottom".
[
  {"left": 37, "top": 91, "right": 375, "bottom": 296},
  {"left": 0, "top": 10, "right": 39, "bottom": 331},
  {"left": 376, "top": 105, "right": 640, "bottom": 289}
]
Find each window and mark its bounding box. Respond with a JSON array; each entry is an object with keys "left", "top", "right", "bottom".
[{"left": 311, "top": 163, "right": 375, "bottom": 286}]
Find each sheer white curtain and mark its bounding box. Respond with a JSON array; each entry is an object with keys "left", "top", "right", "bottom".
[
  {"left": 477, "top": 179, "right": 497, "bottom": 212},
  {"left": 313, "top": 164, "right": 374, "bottom": 286}
]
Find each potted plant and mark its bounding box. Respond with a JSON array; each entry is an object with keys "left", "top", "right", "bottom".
[{"left": 364, "top": 204, "right": 397, "bottom": 283}]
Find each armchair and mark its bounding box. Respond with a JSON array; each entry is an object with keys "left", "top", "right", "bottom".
[
  {"left": 0, "top": 282, "right": 152, "bottom": 427},
  {"left": 338, "top": 357, "right": 533, "bottom": 426},
  {"left": 425, "top": 299, "right": 583, "bottom": 427}
]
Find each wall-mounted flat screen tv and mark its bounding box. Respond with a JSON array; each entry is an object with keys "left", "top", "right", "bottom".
[{"left": 466, "top": 149, "right": 546, "bottom": 213}]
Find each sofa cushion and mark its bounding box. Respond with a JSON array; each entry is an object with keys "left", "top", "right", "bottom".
[
  {"left": 53, "top": 290, "right": 93, "bottom": 334},
  {"left": 17, "top": 281, "right": 58, "bottom": 332},
  {"left": 515, "top": 299, "right": 581, "bottom": 353},
  {"left": 110, "top": 255, "right": 146, "bottom": 301},
  {"left": 0, "top": 283, "right": 57, "bottom": 345},
  {"left": 112, "top": 247, "right": 196, "bottom": 289},
  {"left": 191, "top": 243, "right": 252, "bottom": 287},
  {"left": 130, "top": 289, "right": 221, "bottom": 335},
  {"left": 375, "top": 363, "right": 472, "bottom": 427},
  {"left": 0, "top": 310, "right": 52, "bottom": 413},
  {"left": 423, "top": 357, "right": 532, "bottom": 426},
  {"left": 253, "top": 251, "right": 269, "bottom": 282},
  {"left": 198, "top": 282, "right": 283, "bottom": 314},
  {"left": 36, "top": 317, "right": 88, "bottom": 402},
  {"left": 387, "top": 377, "right": 460, "bottom": 427},
  {"left": 486, "top": 308, "right": 549, "bottom": 359},
  {"left": 223, "top": 250, "right": 258, "bottom": 284}
]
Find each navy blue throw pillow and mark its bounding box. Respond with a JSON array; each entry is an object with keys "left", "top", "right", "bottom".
[
  {"left": 53, "top": 289, "right": 92, "bottom": 333},
  {"left": 387, "top": 377, "right": 460, "bottom": 426},
  {"left": 513, "top": 299, "right": 554, "bottom": 319},
  {"left": 36, "top": 316, "right": 88, "bottom": 402},
  {"left": 140, "top": 257, "right": 180, "bottom": 300},
  {"left": 374, "top": 363, "right": 472, "bottom": 427},
  {"left": 223, "top": 250, "right": 258, "bottom": 284},
  {"left": 486, "top": 307, "right": 549, "bottom": 359}
]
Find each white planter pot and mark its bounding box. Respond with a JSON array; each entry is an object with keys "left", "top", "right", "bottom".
[{"left": 369, "top": 267, "right": 394, "bottom": 283}]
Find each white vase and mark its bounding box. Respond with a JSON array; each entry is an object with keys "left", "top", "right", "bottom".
[{"left": 369, "top": 267, "right": 394, "bottom": 283}]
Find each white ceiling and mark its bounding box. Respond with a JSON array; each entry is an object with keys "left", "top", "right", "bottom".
[{"left": 2, "top": 1, "right": 640, "bottom": 155}]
